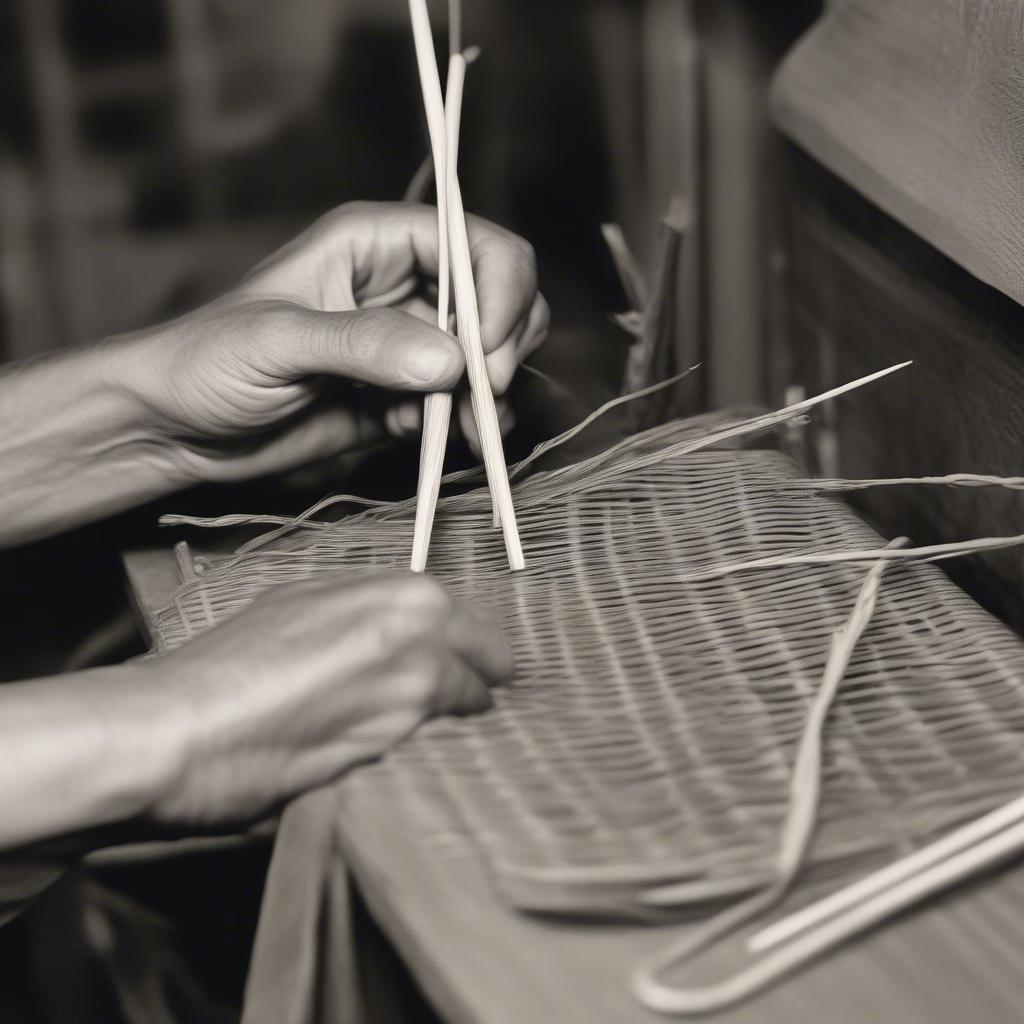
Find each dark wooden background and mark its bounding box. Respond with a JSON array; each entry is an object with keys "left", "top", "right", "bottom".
[
  {"left": 782, "top": 152, "right": 1024, "bottom": 633},
  {"left": 769, "top": 0, "right": 1024, "bottom": 633}
]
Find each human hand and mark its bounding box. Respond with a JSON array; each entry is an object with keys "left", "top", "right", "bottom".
[
  {"left": 125, "top": 201, "right": 549, "bottom": 483},
  {"left": 145, "top": 572, "right": 512, "bottom": 830}
]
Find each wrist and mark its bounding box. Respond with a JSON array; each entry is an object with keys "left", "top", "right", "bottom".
[
  {"left": 128, "top": 659, "right": 195, "bottom": 824},
  {"left": 133, "top": 650, "right": 252, "bottom": 831},
  {"left": 0, "top": 335, "right": 196, "bottom": 545},
  {"left": 92, "top": 329, "right": 204, "bottom": 486},
  {"left": 91, "top": 662, "right": 192, "bottom": 832},
  {"left": 0, "top": 664, "right": 190, "bottom": 849}
]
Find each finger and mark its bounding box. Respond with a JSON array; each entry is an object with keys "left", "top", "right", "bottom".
[
  {"left": 369, "top": 203, "right": 539, "bottom": 359},
  {"left": 384, "top": 398, "right": 423, "bottom": 439},
  {"left": 286, "top": 305, "right": 464, "bottom": 391},
  {"left": 358, "top": 277, "right": 418, "bottom": 310},
  {"left": 404, "top": 645, "right": 495, "bottom": 718},
  {"left": 335, "top": 582, "right": 507, "bottom": 684},
  {"left": 417, "top": 284, "right": 457, "bottom": 332},
  {"left": 485, "top": 337, "right": 519, "bottom": 396},
  {"left": 274, "top": 575, "right": 456, "bottom": 675},
  {"left": 433, "top": 655, "right": 496, "bottom": 717},
  {"left": 322, "top": 203, "right": 538, "bottom": 355},
  {"left": 515, "top": 292, "right": 551, "bottom": 361},
  {"left": 496, "top": 398, "right": 516, "bottom": 437},
  {"left": 392, "top": 294, "right": 439, "bottom": 326},
  {"left": 243, "top": 202, "right": 538, "bottom": 362},
  {"left": 468, "top": 221, "right": 538, "bottom": 356},
  {"left": 282, "top": 570, "right": 450, "bottom": 625},
  {"left": 187, "top": 401, "right": 380, "bottom": 483},
  {"left": 459, "top": 395, "right": 513, "bottom": 457},
  {"left": 442, "top": 605, "right": 515, "bottom": 684},
  {"left": 485, "top": 293, "right": 550, "bottom": 394},
  {"left": 458, "top": 393, "right": 479, "bottom": 455},
  {"left": 306, "top": 646, "right": 491, "bottom": 772}
]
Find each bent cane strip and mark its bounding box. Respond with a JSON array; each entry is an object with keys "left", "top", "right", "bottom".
[
  {"left": 803, "top": 472, "right": 1024, "bottom": 493},
  {"left": 632, "top": 542, "right": 906, "bottom": 1015}
]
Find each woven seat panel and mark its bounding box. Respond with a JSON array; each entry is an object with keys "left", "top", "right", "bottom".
[{"left": 154, "top": 429, "right": 1024, "bottom": 918}]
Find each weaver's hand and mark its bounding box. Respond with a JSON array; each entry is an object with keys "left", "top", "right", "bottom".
[
  {"left": 145, "top": 572, "right": 512, "bottom": 830},
  {"left": 0, "top": 201, "right": 547, "bottom": 547},
  {"left": 130, "top": 200, "right": 549, "bottom": 481},
  {"left": 0, "top": 572, "right": 511, "bottom": 851}
]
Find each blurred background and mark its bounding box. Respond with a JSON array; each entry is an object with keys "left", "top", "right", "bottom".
[
  {"left": 0, "top": 0, "right": 818, "bottom": 400},
  {"left": 0, "top": 0, "right": 633, "bottom": 381}
]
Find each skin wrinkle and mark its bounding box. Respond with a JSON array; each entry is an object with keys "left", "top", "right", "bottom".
[
  {"left": 325, "top": 208, "right": 547, "bottom": 437},
  {"left": 134, "top": 572, "right": 508, "bottom": 832}
]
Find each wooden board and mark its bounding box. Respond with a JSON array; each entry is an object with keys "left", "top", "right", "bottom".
[
  {"left": 333, "top": 764, "right": 1024, "bottom": 1024},
  {"left": 125, "top": 543, "right": 1024, "bottom": 1022},
  {"left": 771, "top": 0, "right": 1024, "bottom": 308},
  {"left": 781, "top": 152, "right": 1024, "bottom": 633}
]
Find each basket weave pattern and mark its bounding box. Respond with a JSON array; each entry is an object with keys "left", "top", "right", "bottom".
[{"left": 155, "top": 426, "right": 1024, "bottom": 918}]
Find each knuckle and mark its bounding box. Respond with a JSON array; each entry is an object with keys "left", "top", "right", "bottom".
[
  {"left": 535, "top": 293, "right": 551, "bottom": 328},
  {"left": 468, "top": 214, "right": 535, "bottom": 262},
  {"left": 475, "top": 226, "right": 529, "bottom": 264},
  {"left": 338, "top": 309, "right": 384, "bottom": 371},
  {"left": 334, "top": 199, "right": 375, "bottom": 222},
  {"left": 391, "top": 647, "right": 445, "bottom": 710},
  {"left": 250, "top": 298, "right": 299, "bottom": 340},
  {"left": 395, "top": 573, "right": 451, "bottom": 611},
  {"left": 489, "top": 348, "right": 518, "bottom": 395},
  {"left": 360, "top": 607, "right": 416, "bottom": 655},
  {"left": 372, "top": 305, "right": 410, "bottom": 331},
  {"left": 347, "top": 580, "right": 450, "bottom": 652},
  {"left": 264, "top": 305, "right": 328, "bottom": 369},
  {"left": 512, "top": 234, "right": 537, "bottom": 271},
  {"left": 307, "top": 201, "right": 383, "bottom": 259},
  {"left": 305, "top": 204, "right": 353, "bottom": 244},
  {"left": 487, "top": 231, "right": 538, "bottom": 289},
  {"left": 360, "top": 306, "right": 410, "bottom": 345}
]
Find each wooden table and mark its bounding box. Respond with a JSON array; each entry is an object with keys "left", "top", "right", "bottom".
[{"left": 125, "top": 545, "right": 1024, "bottom": 1023}]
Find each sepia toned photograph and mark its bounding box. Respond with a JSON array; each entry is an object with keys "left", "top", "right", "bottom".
[{"left": 2, "top": 1, "right": 1024, "bottom": 1022}]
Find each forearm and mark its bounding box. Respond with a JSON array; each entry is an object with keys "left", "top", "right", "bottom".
[
  {"left": 0, "top": 662, "right": 184, "bottom": 854},
  {"left": 0, "top": 337, "right": 191, "bottom": 546}
]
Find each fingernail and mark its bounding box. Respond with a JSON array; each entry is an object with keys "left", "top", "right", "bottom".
[{"left": 408, "top": 343, "right": 459, "bottom": 384}]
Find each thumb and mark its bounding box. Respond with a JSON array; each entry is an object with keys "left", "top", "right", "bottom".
[{"left": 283, "top": 306, "right": 465, "bottom": 391}]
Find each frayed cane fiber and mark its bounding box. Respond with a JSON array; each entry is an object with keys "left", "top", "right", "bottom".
[
  {"left": 631, "top": 540, "right": 910, "bottom": 1014},
  {"left": 153, "top": 378, "right": 1024, "bottom": 925}
]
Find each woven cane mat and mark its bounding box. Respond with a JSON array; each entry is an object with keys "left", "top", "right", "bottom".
[{"left": 153, "top": 422, "right": 1024, "bottom": 919}]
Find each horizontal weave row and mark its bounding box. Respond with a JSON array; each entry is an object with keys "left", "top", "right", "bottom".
[{"left": 155, "top": 422, "right": 1024, "bottom": 918}]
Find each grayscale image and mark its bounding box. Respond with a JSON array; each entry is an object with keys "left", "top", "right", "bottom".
[{"left": 2, "top": 2, "right": 1023, "bottom": 1022}]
